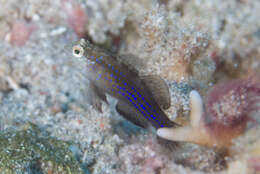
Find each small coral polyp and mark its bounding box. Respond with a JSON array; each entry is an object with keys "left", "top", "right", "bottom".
[{"left": 157, "top": 79, "right": 260, "bottom": 149}]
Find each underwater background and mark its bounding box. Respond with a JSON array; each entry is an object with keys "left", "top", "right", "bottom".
[{"left": 0, "top": 0, "right": 259, "bottom": 173}]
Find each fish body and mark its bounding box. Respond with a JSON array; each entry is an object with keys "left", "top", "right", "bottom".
[{"left": 70, "top": 39, "right": 177, "bottom": 130}]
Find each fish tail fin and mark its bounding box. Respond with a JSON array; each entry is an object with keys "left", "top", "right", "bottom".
[
  {"left": 157, "top": 135, "right": 179, "bottom": 151},
  {"left": 164, "top": 119, "right": 179, "bottom": 128}
]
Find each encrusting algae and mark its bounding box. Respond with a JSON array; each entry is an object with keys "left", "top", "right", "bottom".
[{"left": 0, "top": 123, "right": 84, "bottom": 174}]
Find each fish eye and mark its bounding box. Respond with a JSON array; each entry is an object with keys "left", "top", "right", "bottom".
[{"left": 72, "top": 45, "right": 84, "bottom": 58}]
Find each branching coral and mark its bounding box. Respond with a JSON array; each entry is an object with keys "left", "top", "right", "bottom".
[
  {"left": 82, "top": 0, "right": 127, "bottom": 43},
  {"left": 131, "top": 4, "right": 211, "bottom": 82},
  {"left": 158, "top": 90, "right": 214, "bottom": 146},
  {"left": 179, "top": 0, "right": 260, "bottom": 79},
  {"left": 157, "top": 79, "right": 260, "bottom": 149}
]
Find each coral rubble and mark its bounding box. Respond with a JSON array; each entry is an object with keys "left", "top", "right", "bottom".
[{"left": 0, "top": 0, "right": 259, "bottom": 173}]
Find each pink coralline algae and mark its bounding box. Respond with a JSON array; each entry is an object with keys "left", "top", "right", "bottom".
[
  {"left": 248, "top": 157, "right": 260, "bottom": 172},
  {"left": 119, "top": 138, "right": 170, "bottom": 174},
  {"left": 7, "top": 21, "right": 36, "bottom": 46},
  {"left": 62, "top": 0, "right": 87, "bottom": 38},
  {"left": 204, "top": 79, "right": 260, "bottom": 146},
  {"left": 157, "top": 79, "right": 260, "bottom": 149},
  {"left": 140, "top": 154, "right": 168, "bottom": 174}
]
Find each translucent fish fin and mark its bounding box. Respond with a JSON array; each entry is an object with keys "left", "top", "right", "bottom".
[
  {"left": 87, "top": 83, "right": 108, "bottom": 112},
  {"left": 141, "top": 75, "right": 171, "bottom": 110},
  {"left": 157, "top": 136, "right": 178, "bottom": 151},
  {"left": 118, "top": 54, "right": 145, "bottom": 75},
  {"left": 116, "top": 101, "right": 148, "bottom": 129}
]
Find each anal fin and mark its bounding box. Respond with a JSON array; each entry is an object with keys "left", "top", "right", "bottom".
[{"left": 116, "top": 101, "right": 148, "bottom": 129}]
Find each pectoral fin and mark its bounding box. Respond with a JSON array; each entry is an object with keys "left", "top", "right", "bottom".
[
  {"left": 141, "top": 75, "right": 171, "bottom": 110},
  {"left": 87, "top": 83, "right": 108, "bottom": 112},
  {"left": 116, "top": 101, "right": 148, "bottom": 128}
]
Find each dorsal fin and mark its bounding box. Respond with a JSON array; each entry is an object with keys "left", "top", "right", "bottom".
[
  {"left": 118, "top": 54, "right": 145, "bottom": 75},
  {"left": 141, "top": 75, "right": 171, "bottom": 110}
]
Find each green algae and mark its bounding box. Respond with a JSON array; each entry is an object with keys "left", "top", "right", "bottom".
[{"left": 0, "top": 123, "right": 85, "bottom": 174}]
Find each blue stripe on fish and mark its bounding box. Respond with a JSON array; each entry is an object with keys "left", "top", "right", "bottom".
[{"left": 90, "top": 55, "right": 165, "bottom": 128}]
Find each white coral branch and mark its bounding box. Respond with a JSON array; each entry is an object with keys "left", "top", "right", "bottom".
[
  {"left": 190, "top": 90, "right": 203, "bottom": 128},
  {"left": 157, "top": 90, "right": 208, "bottom": 144}
]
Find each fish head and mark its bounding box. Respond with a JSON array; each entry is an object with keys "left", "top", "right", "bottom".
[
  {"left": 64, "top": 38, "right": 96, "bottom": 78},
  {"left": 64, "top": 38, "right": 95, "bottom": 65},
  {"left": 71, "top": 38, "right": 92, "bottom": 59}
]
